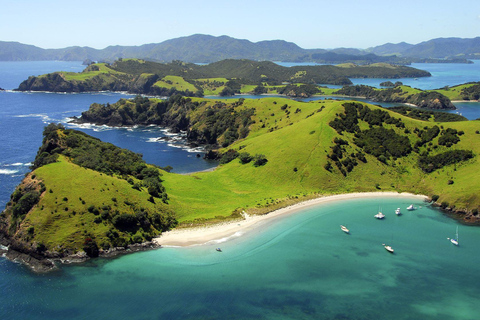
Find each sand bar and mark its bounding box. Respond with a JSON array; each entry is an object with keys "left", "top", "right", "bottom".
[{"left": 153, "top": 192, "right": 427, "bottom": 247}]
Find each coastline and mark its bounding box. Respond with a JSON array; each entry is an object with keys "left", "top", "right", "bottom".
[{"left": 153, "top": 192, "right": 427, "bottom": 247}]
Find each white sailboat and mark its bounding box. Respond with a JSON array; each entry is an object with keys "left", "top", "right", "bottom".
[
  {"left": 406, "top": 204, "right": 415, "bottom": 211},
  {"left": 382, "top": 243, "right": 394, "bottom": 253},
  {"left": 395, "top": 208, "right": 401, "bottom": 215},
  {"left": 448, "top": 226, "right": 459, "bottom": 246},
  {"left": 374, "top": 207, "right": 385, "bottom": 219},
  {"left": 340, "top": 225, "right": 350, "bottom": 234}
]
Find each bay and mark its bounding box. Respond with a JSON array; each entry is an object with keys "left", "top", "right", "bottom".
[
  {"left": 1, "top": 197, "right": 479, "bottom": 319},
  {"left": 0, "top": 62, "right": 217, "bottom": 211},
  {"left": 1, "top": 61, "right": 480, "bottom": 319}
]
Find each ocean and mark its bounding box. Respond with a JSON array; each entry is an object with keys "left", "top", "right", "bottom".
[{"left": 1, "top": 61, "right": 480, "bottom": 319}]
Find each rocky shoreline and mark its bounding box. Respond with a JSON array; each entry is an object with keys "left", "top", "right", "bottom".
[
  {"left": 0, "top": 238, "right": 162, "bottom": 273},
  {"left": 430, "top": 201, "right": 480, "bottom": 225}
]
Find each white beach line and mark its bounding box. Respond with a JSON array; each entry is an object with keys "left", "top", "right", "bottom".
[{"left": 153, "top": 192, "right": 427, "bottom": 247}]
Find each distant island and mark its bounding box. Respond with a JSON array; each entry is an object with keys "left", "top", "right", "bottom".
[
  {"left": 1, "top": 34, "right": 479, "bottom": 63},
  {"left": 15, "top": 58, "right": 479, "bottom": 110},
  {"left": 2, "top": 95, "right": 479, "bottom": 271},
  {"left": 15, "top": 58, "right": 432, "bottom": 93}
]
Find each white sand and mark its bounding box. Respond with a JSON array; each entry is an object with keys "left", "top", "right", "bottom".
[{"left": 153, "top": 192, "right": 427, "bottom": 247}]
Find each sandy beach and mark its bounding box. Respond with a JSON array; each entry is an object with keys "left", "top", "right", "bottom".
[{"left": 154, "top": 192, "right": 428, "bottom": 247}]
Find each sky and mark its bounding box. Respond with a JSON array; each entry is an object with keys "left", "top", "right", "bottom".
[{"left": 1, "top": 0, "right": 479, "bottom": 50}]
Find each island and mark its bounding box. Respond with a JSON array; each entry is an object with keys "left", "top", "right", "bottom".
[
  {"left": 15, "top": 58, "right": 477, "bottom": 110},
  {"left": 1, "top": 96, "right": 479, "bottom": 271},
  {"left": 15, "top": 58, "right": 431, "bottom": 96}
]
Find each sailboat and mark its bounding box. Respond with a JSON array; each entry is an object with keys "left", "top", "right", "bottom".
[
  {"left": 340, "top": 225, "right": 350, "bottom": 234},
  {"left": 406, "top": 204, "right": 415, "bottom": 211},
  {"left": 374, "top": 207, "right": 385, "bottom": 219},
  {"left": 395, "top": 208, "right": 401, "bottom": 215},
  {"left": 382, "top": 243, "right": 394, "bottom": 253},
  {"left": 448, "top": 226, "right": 459, "bottom": 246}
]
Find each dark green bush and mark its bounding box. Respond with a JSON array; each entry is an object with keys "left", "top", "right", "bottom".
[{"left": 238, "top": 152, "right": 253, "bottom": 164}]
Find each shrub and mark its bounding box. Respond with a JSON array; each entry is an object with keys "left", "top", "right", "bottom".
[
  {"left": 220, "top": 149, "right": 239, "bottom": 164},
  {"left": 12, "top": 192, "right": 40, "bottom": 218},
  {"left": 112, "top": 213, "right": 139, "bottom": 232},
  {"left": 238, "top": 152, "right": 253, "bottom": 164},
  {"left": 324, "top": 161, "right": 333, "bottom": 172},
  {"left": 83, "top": 238, "right": 99, "bottom": 257},
  {"left": 431, "top": 194, "right": 440, "bottom": 202},
  {"left": 253, "top": 154, "right": 268, "bottom": 167}
]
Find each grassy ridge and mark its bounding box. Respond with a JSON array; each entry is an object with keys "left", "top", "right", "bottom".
[
  {"left": 153, "top": 75, "right": 198, "bottom": 92},
  {"left": 26, "top": 156, "right": 169, "bottom": 250},
  {"left": 435, "top": 82, "right": 480, "bottom": 101},
  {"left": 160, "top": 98, "right": 480, "bottom": 223}
]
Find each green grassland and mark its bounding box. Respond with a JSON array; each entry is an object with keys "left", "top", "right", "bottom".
[
  {"left": 436, "top": 85, "right": 469, "bottom": 100},
  {"left": 61, "top": 63, "right": 125, "bottom": 81},
  {"left": 153, "top": 75, "right": 198, "bottom": 92},
  {"left": 193, "top": 78, "right": 228, "bottom": 95},
  {"left": 435, "top": 83, "right": 480, "bottom": 101},
  {"left": 158, "top": 97, "right": 480, "bottom": 223},
  {"left": 24, "top": 156, "right": 169, "bottom": 251}
]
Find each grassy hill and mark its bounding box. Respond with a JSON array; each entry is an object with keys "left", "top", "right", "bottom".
[
  {"left": 435, "top": 82, "right": 480, "bottom": 101},
  {"left": 0, "top": 124, "right": 176, "bottom": 262},
  {"left": 2, "top": 97, "right": 480, "bottom": 267},
  {"left": 76, "top": 96, "right": 480, "bottom": 223},
  {"left": 158, "top": 98, "right": 480, "bottom": 224}
]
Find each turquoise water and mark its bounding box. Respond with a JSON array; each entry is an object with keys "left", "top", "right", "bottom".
[{"left": 2, "top": 197, "right": 479, "bottom": 319}]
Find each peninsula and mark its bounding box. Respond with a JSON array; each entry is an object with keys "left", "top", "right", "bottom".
[{"left": 2, "top": 96, "right": 479, "bottom": 271}]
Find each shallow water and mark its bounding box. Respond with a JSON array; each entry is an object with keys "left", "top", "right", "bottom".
[{"left": 1, "top": 197, "right": 479, "bottom": 319}]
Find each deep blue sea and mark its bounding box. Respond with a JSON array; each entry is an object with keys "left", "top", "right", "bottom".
[{"left": 1, "top": 61, "right": 480, "bottom": 319}]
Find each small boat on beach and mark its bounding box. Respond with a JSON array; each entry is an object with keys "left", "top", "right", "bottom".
[
  {"left": 216, "top": 248, "right": 222, "bottom": 252},
  {"left": 406, "top": 204, "right": 415, "bottom": 211},
  {"left": 340, "top": 225, "right": 350, "bottom": 234},
  {"left": 383, "top": 243, "right": 394, "bottom": 253},
  {"left": 374, "top": 207, "right": 385, "bottom": 219},
  {"left": 448, "top": 226, "right": 459, "bottom": 246},
  {"left": 395, "top": 208, "right": 401, "bottom": 215}
]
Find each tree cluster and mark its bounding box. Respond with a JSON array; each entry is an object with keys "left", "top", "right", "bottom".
[
  {"left": 388, "top": 106, "right": 467, "bottom": 122},
  {"left": 418, "top": 150, "right": 474, "bottom": 173},
  {"left": 335, "top": 85, "right": 455, "bottom": 110}
]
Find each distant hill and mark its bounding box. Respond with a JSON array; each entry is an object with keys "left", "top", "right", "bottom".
[
  {"left": 0, "top": 35, "right": 319, "bottom": 63},
  {"left": 367, "top": 42, "right": 414, "bottom": 56},
  {"left": 368, "top": 37, "right": 480, "bottom": 59},
  {"left": 2, "top": 34, "right": 478, "bottom": 64}
]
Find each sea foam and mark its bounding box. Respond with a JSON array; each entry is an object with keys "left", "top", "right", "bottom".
[{"left": 0, "top": 169, "right": 19, "bottom": 175}]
